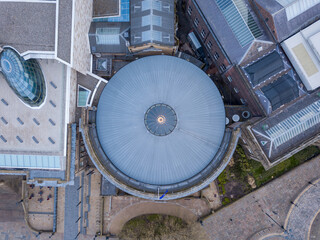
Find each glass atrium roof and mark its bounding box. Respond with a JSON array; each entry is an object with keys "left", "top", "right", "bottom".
[
  {"left": 0, "top": 154, "right": 61, "bottom": 169},
  {"left": 253, "top": 99, "right": 320, "bottom": 158},
  {"left": 215, "top": 0, "right": 262, "bottom": 47},
  {"left": 0, "top": 48, "right": 46, "bottom": 107},
  {"left": 144, "top": 103, "right": 177, "bottom": 136}
]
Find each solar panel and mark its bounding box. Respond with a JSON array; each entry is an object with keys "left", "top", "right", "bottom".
[{"left": 215, "top": 0, "right": 262, "bottom": 47}]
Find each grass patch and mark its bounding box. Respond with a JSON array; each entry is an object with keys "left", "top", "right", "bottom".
[
  {"left": 249, "top": 145, "right": 320, "bottom": 187},
  {"left": 119, "top": 214, "right": 208, "bottom": 240},
  {"left": 217, "top": 145, "right": 320, "bottom": 205}
]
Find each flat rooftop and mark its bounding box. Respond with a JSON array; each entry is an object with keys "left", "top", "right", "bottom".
[
  {"left": 282, "top": 20, "right": 320, "bottom": 91},
  {"left": 0, "top": 1, "right": 56, "bottom": 54},
  {"left": 0, "top": 59, "right": 67, "bottom": 169},
  {"left": 93, "top": 0, "right": 119, "bottom": 18}
]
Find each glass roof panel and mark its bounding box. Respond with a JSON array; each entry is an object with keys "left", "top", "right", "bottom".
[
  {"left": 0, "top": 48, "right": 46, "bottom": 107},
  {"left": 78, "top": 86, "right": 91, "bottom": 107},
  {"left": 265, "top": 99, "right": 320, "bottom": 148},
  {"left": 215, "top": 0, "right": 262, "bottom": 47},
  {"left": 96, "top": 27, "right": 120, "bottom": 45}
]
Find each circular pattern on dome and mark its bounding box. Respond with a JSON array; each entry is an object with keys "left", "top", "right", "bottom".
[
  {"left": 144, "top": 103, "right": 177, "bottom": 136},
  {"left": 96, "top": 55, "right": 226, "bottom": 185}
]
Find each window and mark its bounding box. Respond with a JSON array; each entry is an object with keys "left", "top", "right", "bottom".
[
  {"left": 207, "top": 40, "right": 213, "bottom": 49},
  {"left": 227, "top": 76, "right": 232, "bottom": 82},
  {"left": 187, "top": 6, "right": 192, "bottom": 16},
  {"left": 234, "top": 87, "right": 239, "bottom": 93},
  {"left": 213, "top": 52, "right": 219, "bottom": 60},
  {"left": 194, "top": 17, "right": 199, "bottom": 27},
  {"left": 96, "top": 28, "right": 120, "bottom": 45},
  {"left": 78, "top": 85, "right": 91, "bottom": 107},
  {"left": 201, "top": 29, "right": 206, "bottom": 39},
  {"left": 219, "top": 64, "right": 226, "bottom": 72}
]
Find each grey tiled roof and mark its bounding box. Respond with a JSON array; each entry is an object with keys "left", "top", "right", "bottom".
[
  {"left": 244, "top": 51, "right": 284, "bottom": 87},
  {"left": 193, "top": 0, "right": 270, "bottom": 63}
]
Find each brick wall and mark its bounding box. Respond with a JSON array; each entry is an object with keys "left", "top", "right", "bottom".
[
  {"left": 185, "top": 0, "right": 265, "bottom": 117},
  {"left": 186, "top": 0, "right": 230, "bottom": 71},
  {"left": 254, "top": 1, "right": 279, "bottom": 41},
  {"left": 225, "top": 66, "right": 265, "bottom": 116}
]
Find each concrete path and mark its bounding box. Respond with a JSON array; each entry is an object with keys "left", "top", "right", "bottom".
[
  {"left": 64, "top": 177, "right": 80, "bottom": 240},
  {"left": 283, "top": 178, "right": 320, "bottom": 240}
]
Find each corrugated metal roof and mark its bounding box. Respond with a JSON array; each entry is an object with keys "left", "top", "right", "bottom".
[{"left": 96, "top": 56, "right": 225, "bottom": 185}]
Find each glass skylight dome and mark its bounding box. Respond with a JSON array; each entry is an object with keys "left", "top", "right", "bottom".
[
  {"left": 96, "top": 55, "right": 226, "bottom": 187},
  {"left": 0, "top": 48, "right": 46, "bottom": 107}
]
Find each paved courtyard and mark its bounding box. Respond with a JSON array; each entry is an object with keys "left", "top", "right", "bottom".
[
  {"left": 203, "top": 156, "right": 320, "bottom": 240},
  {"left": 1, "top": 156, "right": 320, "bottom": 239}
]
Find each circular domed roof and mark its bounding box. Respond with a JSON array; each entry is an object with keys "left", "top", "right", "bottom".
[{"left": 96, "top": 56, "right": 225, "bottom": 185}]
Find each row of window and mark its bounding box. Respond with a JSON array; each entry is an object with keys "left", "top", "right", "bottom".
[
  {"left": 188, "top": 5, "right": 222, "bottom": 62},
  {"left": 226, "top": 75, "right": 246, "bottom": 103},
  {"left": 188, "top": 4, "right": 246, "bottom": 106}
]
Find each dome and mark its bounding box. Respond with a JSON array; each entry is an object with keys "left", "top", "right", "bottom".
[
  {"left": 96, "top": 55, "right": 226, "bottom": 186},
  {"left": 0, "top": 48, "right": 46, "bottom": 107}
]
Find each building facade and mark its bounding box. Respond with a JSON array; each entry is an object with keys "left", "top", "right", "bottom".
[{"left": 185, "top": 0, "right": 320, "bottom": 168}]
